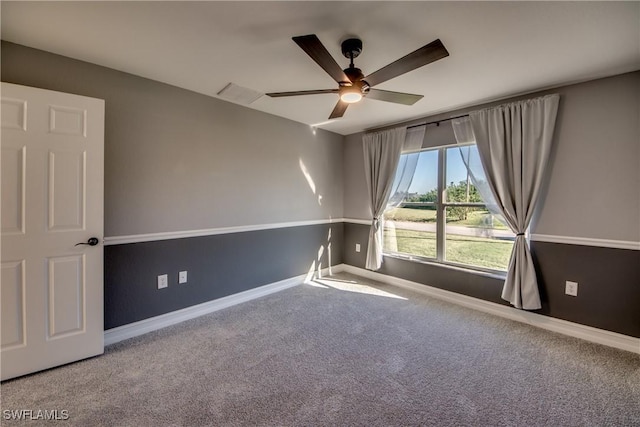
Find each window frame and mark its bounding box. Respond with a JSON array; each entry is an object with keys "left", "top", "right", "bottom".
[{"left": 382, "top": 143, "right": 513, "bottom": 276}]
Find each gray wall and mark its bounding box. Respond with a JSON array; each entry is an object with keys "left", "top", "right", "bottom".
[
  {"left": 2, "top": 41, "right": 344, "bottom": 328},
  {"left": 1, "top": 41, "right": 343, "bottom": 238},
  {"left": 343, "top": 72, "right": 640, "bottom": 338},
  {"left": 535, "top": 73, "right": 639, "bottom": 241},
  {"left": 343, "top": 131, "right": 370, "bottom": 220}
]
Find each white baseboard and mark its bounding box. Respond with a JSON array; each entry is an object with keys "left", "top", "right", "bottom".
[
  {"left": 104, "top": 268, "right": 329, "bottom": 346},
  {"left": 336, "top": 264, "right": 640, "bottom": 354}
]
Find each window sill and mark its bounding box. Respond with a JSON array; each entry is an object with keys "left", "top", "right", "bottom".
[{"left": 382, "top": 252, "right": 507, "bottom": 281}]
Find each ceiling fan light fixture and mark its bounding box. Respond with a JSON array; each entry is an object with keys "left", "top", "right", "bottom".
[{"left": 340, "top": 87, "right": 362, "bottom": 103}]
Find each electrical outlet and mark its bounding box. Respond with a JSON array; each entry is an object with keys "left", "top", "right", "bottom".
[
  {"left": 179, "top": 271, "right": 187, "bottom": 284},
  {"left": 355, "top": 243, "right": 361, "bottom": 253},
  {"left": 565, "top": 281, "right": 578, "bottom": 296},
  {"left": 157, "top": 274, "right": 168, "bottom": 289}
]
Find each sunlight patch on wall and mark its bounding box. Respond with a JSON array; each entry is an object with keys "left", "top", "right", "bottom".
[
  {"left": 299, "top": 158, "right": 323, "bottom": 205},
  {"left": 299, "top": 158, "right": 316, "bottom": 194},
  {"left": 304, "top": 260, "right": 318, "bottom": 284},
  {"left": 304, "top": 229, "right": 334, "bottom": 285}
]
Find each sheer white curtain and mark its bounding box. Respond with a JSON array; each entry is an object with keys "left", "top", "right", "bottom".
[
  {"left": 453, "top": 122, "right": 504, "bottom": 220},
  {"left": 362, "top": 126, "right": 424, "bottom": 270},
  {"left": 452, "top": 94, "right": 560, "bottom": 309},
  {"left": 387, "top": 126, "right": 426, "bottom": 205}
]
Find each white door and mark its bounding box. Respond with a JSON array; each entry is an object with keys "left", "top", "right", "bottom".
[{"left": 1, "top": 82, "right": 104, "bottom": 381}]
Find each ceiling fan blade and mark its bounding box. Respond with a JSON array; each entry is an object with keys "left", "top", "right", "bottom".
[
  {"left": 364, "top": 39, "right": 449, "bottom": 87},
  {"left": 366, "top": 89, "right": 424, "bottom": 105},
  {"left": 329, "top": 100, "right": 349, "bottom": 119},
  {"left": 293, "top": 34, "right": 351, "bottom": 85},
  {"left": 266, "top": 89, "right": 339, "bottom": 97}
]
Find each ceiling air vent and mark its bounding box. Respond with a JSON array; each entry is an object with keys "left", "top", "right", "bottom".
[{"left": 216, "top": 83, "right": 263, "bottom": 105}]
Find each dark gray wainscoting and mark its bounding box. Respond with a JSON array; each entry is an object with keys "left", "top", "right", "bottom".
[
  {"left": 343, "top": 222, "right": 639, "bottom": 338},
  {"left": 105, "top": 223, "right": 342, "bottom": 329},
  {"left": 531, "top": 241, "right": 640, "bottom": 338}
]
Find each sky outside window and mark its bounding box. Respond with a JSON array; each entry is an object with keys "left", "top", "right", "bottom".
[{"left": 407, "top": 148, "right": 472, "bottom": 194}]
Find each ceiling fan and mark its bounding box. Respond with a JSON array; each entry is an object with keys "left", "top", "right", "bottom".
[{"left": 266, "top": 34, "right": 449, "bottom": 119}]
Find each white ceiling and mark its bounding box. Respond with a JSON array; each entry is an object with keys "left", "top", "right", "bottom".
[{"left": 2, "top": 1, "right": 639, "bottom": 135}]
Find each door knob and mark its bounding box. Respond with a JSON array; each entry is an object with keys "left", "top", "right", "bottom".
[{"left": 75, "top": 237, "right": 100, "bottom": 247}]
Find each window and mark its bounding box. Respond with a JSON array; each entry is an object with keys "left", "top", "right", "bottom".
[{"left": 383, "top": 144, "right": 515, "bottom": 272}]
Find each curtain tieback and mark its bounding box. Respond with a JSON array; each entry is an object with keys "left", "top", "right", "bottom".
[
  {"left": 516, "top": 232, "right": 525, "bottom": 236},
  {"left": 373, "top": 217, "right": 380, "bottom": 231}
]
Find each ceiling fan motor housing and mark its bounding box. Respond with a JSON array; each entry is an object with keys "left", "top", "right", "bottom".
[
  {"left": 342, "top": 68, "right": 370, "bottom": 94},
  {"left": 343, "top": 67, "right": 364, "bottom": 83}
]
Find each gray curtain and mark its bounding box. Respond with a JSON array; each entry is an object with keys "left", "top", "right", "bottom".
[
  {"left": 384, "top": 126, "right": 427, "bottom": 253},
  {"left": 454, "top": 94, "right": 560, "bottom": 309},
  {"left": 363, "top": 127, "right": 407, "bottom": 270}
]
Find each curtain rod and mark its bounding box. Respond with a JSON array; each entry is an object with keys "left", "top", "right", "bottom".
[{"left": 406, "top": 113, "right": 469, "bottom": 130}]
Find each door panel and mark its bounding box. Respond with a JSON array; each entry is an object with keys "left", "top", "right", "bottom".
[
  {"left": 1, "top": 146, "right": 26, "bottom": 234},
  {"left": 47, "top": 254, "right": 85, "bottom": 339},
  {"left": 1, "top": 260, "right": 26, "bottom": 349},
  {"left": 48, "top": 150, "right": 86, "bottom": 231},
  {"left": 1, "top": 82, "right": 104, "bottom": 380},
  {"left": 1, "top": 97, "right": 27, "bottom": 130},
  {"left": 49, "top": 105, "right": 87, "bottom": 136}
]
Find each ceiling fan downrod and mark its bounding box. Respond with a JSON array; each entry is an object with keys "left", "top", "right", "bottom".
[{"left": 342, "top": 38, "right": 362, "bottom": 71}]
